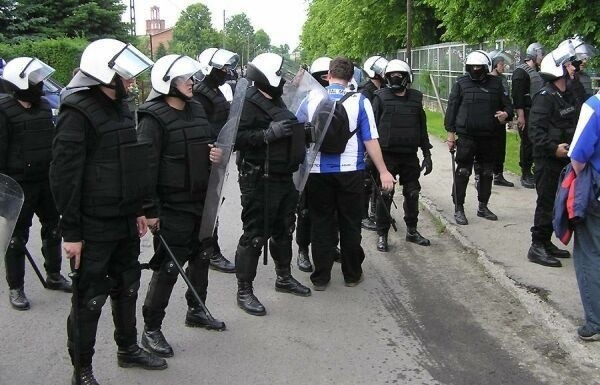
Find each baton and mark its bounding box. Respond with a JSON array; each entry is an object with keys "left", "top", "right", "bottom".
[
  {"left": 69, "top": 261, "right": 81, "bottom": 385},
  {"left": 450, "top": 148, "right": 457, "bottom": 211},
  {"left": 263, "top": 144, "right": 270, "bottom": 266},
  {"left": 23, "top": 245, "right": 48, "bottom": 288},
  {"left": 369, "top": 174, "right": 398, "bottom": 232},
  {"left": 155, "top": 232, "right": 215, "bottom": 322}
]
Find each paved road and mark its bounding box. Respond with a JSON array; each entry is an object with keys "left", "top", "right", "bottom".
[{"left": 1, "top": 157, "right": 599, "bottom": 385}]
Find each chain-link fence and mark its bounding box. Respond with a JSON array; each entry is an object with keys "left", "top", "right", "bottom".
[{"left": 392, "top": 40, "right": 599, "bottom": 114}]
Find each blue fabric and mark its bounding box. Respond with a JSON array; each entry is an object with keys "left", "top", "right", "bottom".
[{"left": 570, "top": 95, "right": 600, "bottom": 172}]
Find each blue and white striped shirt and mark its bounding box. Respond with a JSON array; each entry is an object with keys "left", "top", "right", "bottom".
[
  {"left": 296, "top": 83, "right": 379, "bottom": 173},
  {"left": 569, "top": 94, "right": 600, "bottom": 172}
]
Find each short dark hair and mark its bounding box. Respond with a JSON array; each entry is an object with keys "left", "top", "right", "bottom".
[{"left": 329, "top": 57, "right": 354, "bottom": 81}]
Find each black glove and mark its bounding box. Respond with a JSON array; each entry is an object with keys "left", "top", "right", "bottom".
[
  {"left": 263, "top": 120, "right": 295, "bottom": 143},
  {"left": 304, "top": 121, "right": 316, "bottom": 143},
  {"left": 421, "top": 156, "right": 433, "bottom": 176}
]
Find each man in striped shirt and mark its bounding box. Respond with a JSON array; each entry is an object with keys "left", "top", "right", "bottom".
[{"left": 297, "top": 56, "right": 394, "bottom": 290}]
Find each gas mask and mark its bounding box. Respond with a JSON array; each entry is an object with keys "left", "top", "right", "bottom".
[{"left": 388, "top": 74, "right": 409, "bottom": 92}]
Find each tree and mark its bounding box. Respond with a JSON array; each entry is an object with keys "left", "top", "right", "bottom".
[
  {"left": 155, "top": 42, "right": 168, "bottom": 59},
  {"left": 171, "top": 3, "right": 221, "bottom": 57},
  {"left": 62, "top": 0, "right": 129, "bottom": 42},
  {"left": 253, "top": 29, "right": 271, "bottom": 56},
  {"left": 225, "top": 13, "right": 254, "bottom": 64}
]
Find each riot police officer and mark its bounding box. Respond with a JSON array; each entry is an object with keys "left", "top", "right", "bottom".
[
  {"left": 445, "top": 50, "right": 513, "bottom": 225},
  {"left": 511, "top": 43, "right": 545, "bottom": 188},
  {"left": 1, "top": 57, "right": 71, "bottom": 310},
  {"left": 234, "top": 52, "right": 311, "bottom": 316},
  {"left": 360, "top": 55, "right": 389, "bottom": 231},
  {"left": 50, "top": 39, "right": 166, "bottom": 384},
  {"left": 372, "top": 59, "right": 433, "bottom": 251},
  {"left": 138, "top": 54, "right": 227, "bottom": 359},
  {"left": 192, "top": 47, "right": 241, "bottom": 274},
  {"left": 527, "top": 43, "right": 578, "bottom": 268}
]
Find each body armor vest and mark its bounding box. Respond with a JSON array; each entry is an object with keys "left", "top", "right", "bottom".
[
  {"left": 534, "top": 85, "right": 577, "bottom": 146},
  {"left": 0, "top": 95, "right": 53, "bottom": 182},
  {"left": 517, "top": 63, "right": 544, "bottom": 107},
  {"left": 243, "top": 87, "right": 305, "bottom": 174},
  {"left": 375, "top": 88, "right": 422, "bottom": 153},
  {"left": 359, "top": 81, "right": 378, "bottom": 103},
  {"left": 138, "top": 99, "right": 212, "bottom": 203},
  {"left": 193, "top": 81, "right": 230, "bottom": 131},
  {"left": 454, "top": 75, "right": 504, "bottom": 136},
  {"left": 62, "top": 90, "right": 150, "bottom": 217}
]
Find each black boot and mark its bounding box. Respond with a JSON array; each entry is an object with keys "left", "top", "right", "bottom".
[
  {"left": 297, "top": 248, "right": 313, "bottom": 272},
  {"left": 71, "top": 365, "right": 99, "bottom": 385},
  {"left": 361, "top": 217, "right": 377, "bottom": 231},
  {"left": 209, "top": 252, "right": 236, "bottom": 273},
  {"left": 141, "top": 328, "right": 174, "bottom": 358},
  {"left": 406, "top": 227, "right": 430, "bottom": 246},
  {"left": 46, "top": 272, "right": 72, "bottom": 292},
  {"left": 275, "top": 269, "right": 311, "bottom": 297},
  {"left": 237, "top": 280, "right": 266, "bottom": 316},
  {"left": 377, "top": 234, "right": 388, "bottom": 252},
  {"left": 494, "top": 173, "right": 514, "bottom": 187},
  {"left": 544, "top": 241, "right": 571, "bottom": 258},
  {"left": 527, "top": 242, "right": 562, "bottom": 267},
  {"left": 9, "top": 287, "right": 30, "bottom": 310},
  {"left": 185, "top": 306, "right": 226, "bottom": 330},
  {"left": 477, "top": 202, "right": 498, "bottom": 221},
  {"left": 117, "top": 344, "right": 168, "bottom": 370},
  {"left": 521, "top": 173, "right": 535, "bottom": 189},
  {"left": 454, "top": 205, "right": 468, "bottom": 225}
]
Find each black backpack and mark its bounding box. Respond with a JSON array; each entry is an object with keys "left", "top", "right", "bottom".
[{"left": 313, "top": 92, "right": 357, "bottom": 154}]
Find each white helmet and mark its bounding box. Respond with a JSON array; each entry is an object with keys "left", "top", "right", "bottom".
[
  {"left": 197, "top": 48, "right": 240, "bottom": 76},
  {"left": 73, "top": 38, "right": 153, "bottom": 87},
  {"left": 539, "top": 42, "right": 576, "bottom": 81},
  {"left": 363, "top": 55, "right": 388, "bottom": 79},
  {"left": 247, "top": 52, "right": 284, "bottom": 87},
  {"left": 148, "top": 54, "right": 202, "bottom": 100},
  {"left": 384, "top": 59, "right": 412, "bottom": 82},
  {"left": 309, "top": 56, "right": 331, "bottom": 75},
  {"left": 465, "top": 50, "right": 492, "bottom": 81},
  {"left": 559, "top": 37, "right": 595, "bottom": 61},
  {"left": 3, "top": 57, "right": 55, "bottom": 90},
  {"left": 525, "top": 42, "right": 545, "bottom": 61}
]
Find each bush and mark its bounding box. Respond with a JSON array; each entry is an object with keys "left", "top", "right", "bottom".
[{"left": 0, "top": 38, "right": 88, "bottom": 85}]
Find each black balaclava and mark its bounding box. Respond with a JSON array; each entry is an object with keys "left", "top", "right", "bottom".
[
  {"left": 312, "top": 71, "right": 329, "bottom": 87},
  {"left": 205, "top": 67, "right": 227, "bottom": 88},
  {"left": 15, "top": 81, "right": 44, "bottom": 104},
  {"left": 105, "top": 75, "right": 129, "bottom": 100},
  {"left": 388, "top": 74, "right": 409, "bottom": 92}
]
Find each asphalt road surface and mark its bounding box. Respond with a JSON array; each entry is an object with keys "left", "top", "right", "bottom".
[{"left": 1, "top": 165, "right": 598, "bottom": 385}]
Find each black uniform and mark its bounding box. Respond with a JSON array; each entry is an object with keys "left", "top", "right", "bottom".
[
  {"left": 0, "top": 95, "right": 63, "bottom": 291},
  {"left": 234, "top": 86, "right": 309, "bottom": 310},
  {"left": 528, "top": 83, "right": 577, "bottom": 245},
  {"left": 372, "top": 87, "right": 432, "bottom": 234},
  {"left": 358, "top": 80, "right": 380, "bottom": 223},
  {"left": 137, "top": 97, "right": 219, "bottom": 333},
  {"left": 445, "top": 74, "right": 513, "bottom": 208},
  {"left": 512, "top": 63, "right": 543, "bottom": 177},
  {"left": 50, "top": 87, "right": 154, "bottom": 368}
]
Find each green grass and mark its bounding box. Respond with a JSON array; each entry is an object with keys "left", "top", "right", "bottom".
[{"left": 425, "top": 110, "right": 522, "bottom": 176}]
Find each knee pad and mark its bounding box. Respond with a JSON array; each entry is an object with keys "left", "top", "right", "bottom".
[
  {"left": 117, "top": 266, "right": 142, "bottom": 298},
  {"left": 405, "top": 189, "right": 420, "bottom": 200},
  {"left": 8, "top": 237, "right": 24, "bottom": 251},
  {"left": 82, "top": 278, "right": 110, "bottom": 313},
  {"left": 457, "top": 167, "right": 471, "bottom": 177},
  {"left": 481, "top": 166, "right": 494, "bottom": 178}
]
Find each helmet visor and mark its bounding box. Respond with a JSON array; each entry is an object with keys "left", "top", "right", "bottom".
[
  {"left": 110, "top": 44, "right": 153, "bottom": 80},
  {"left": 23, "top": 58, "right": 55, "bottom": 85},
  {"left": 370, "top": 57, "right": 388, "bottom": 77},
  {"left": 210, "top": 49, "right": 240, "bottom": 70}
]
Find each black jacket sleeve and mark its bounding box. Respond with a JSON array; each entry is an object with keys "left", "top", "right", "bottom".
[
  {"left": 511, "top": 68, "right": 530, "bottom": 110},
  {"left": 0, "top": 112, "right": 8, "bottom": 175},
  {"left": 235, "top": 101, "right": 268, "bottom": 151},
  {"left": 136, "top": 115, "right": 163, "bottom": 219},
  {"left": 528, "top": 92, "right": 559, "bottom": 158},
  {"left": 49, "top": 107, "right": 90, "bottom": 242},
  {"left": 419, "top": 108, "right": 433, "bottom": 156},
  {"left": 445, "top": 81, "right": 461, "bottom": 132}
]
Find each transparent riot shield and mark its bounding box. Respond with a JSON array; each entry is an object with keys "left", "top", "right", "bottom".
[
  {"left": 0, "top": 174, "right": 24, "bottom": 256},
  {"left": 282, "top": 68, "right": 336, "bottom": 192},
  {"left": 198, "top": 77, "right": 249, "bottom": 242}
]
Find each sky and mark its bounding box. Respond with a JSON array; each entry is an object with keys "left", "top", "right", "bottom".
[{"left": 121, "top": 0, "right": 308, "bottom": 50}]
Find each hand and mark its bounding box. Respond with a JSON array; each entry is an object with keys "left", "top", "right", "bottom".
[
  {"left": 264, "top": 120, "right": 295, "bottom": 143},
  {"left": 446, "top": 132, "right": 456, "bottom": 151},
  {"left": 208, "top": 144, "right": 223, "bottom": 164},
  {"left": 64, "top": 241, "right": 83, "bottom": 269},
  {"left": 147, "top": 217, "right": 160, "bottom": 234},
  {"left": 555, "top": 143, "right": 570, "bottom": 158},
  {"left": 304, "top": 121, "right": 316, "bottom": 143},
  {"left": 379, "top": 170, "right": 396, "bottom": 192},
  {"left": 517, "top": 115, "right": 526, "bottom": 130},
  {"left": 421, "top": 156, "right": 433, "bottom": 176},
  {"left": 136, "top": 216, "right": 148, "bottom": 238},
  {"left": 495, "top": 110, "right": 508, "bottom": 123}
]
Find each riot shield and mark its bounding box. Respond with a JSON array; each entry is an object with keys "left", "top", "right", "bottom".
[
  {"left": 284, "top": 68, "right": 336, "bottom": 192},
  {"left": 0, "top": 174, "right": 24, "bottom": 256},
  {"left": 198, "top": 77, "right": 249, "bottom": 242}
]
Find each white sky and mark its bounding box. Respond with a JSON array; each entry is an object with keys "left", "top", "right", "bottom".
[{"left": 121, "top": 0, "right": 308, "bottom": 50}]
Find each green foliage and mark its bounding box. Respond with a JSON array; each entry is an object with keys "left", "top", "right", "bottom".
[
  {"left": 225, "top": 13, "right": 254, "bottom": 64},
  {"left": 0, "top": 38, "right": 88, "bottom": 84},
  {"left": 171, "top": 3, "right": 221, "bottom": 57},
  {"left": 155, "top": 43, "right": 168, "bottom": 59},
  {"left": 300, "top": 0, "right": 441, "bottom": 63},
  {"left": 253, "top": 29, "right": 271, "bottom": 56}
]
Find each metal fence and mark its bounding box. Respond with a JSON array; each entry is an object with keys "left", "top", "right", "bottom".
[{"left": 393, "top": 40, "right": 599, "bottom": 113}]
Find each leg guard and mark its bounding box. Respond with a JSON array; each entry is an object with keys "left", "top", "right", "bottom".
[
  {"left": 5, "top": 237, "right": 26, "bottom": 289},
  {"left": 110, "top": 266, "right": 142, "bottom": 349},
  {"left": 142, "top": 260, "right": 180, "bottom": 331},
  {"left": 402, "top": 182, "right": 420, "bottom": 229},
  {"left": 478, "top": 165, "right": 494, "bottom": 204},
  {"left": 41, "top": 226, "right": 62, "bottom": 274},
  {"left": 234, "top": 238, "right": 262, "bottom": 282},
  {"left": 453, "top": 167, "right": 471, "bottom": 206}
]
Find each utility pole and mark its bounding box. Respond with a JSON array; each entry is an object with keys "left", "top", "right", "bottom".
[
  {"left": 406, "top": 0, "right": 413, "bottom": 66},
  {"left": 129, "top": 0, "right": 136, "bottom": 36},
  {"left": 222, "top": 10, "right": 226, "bottom": 49}
]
